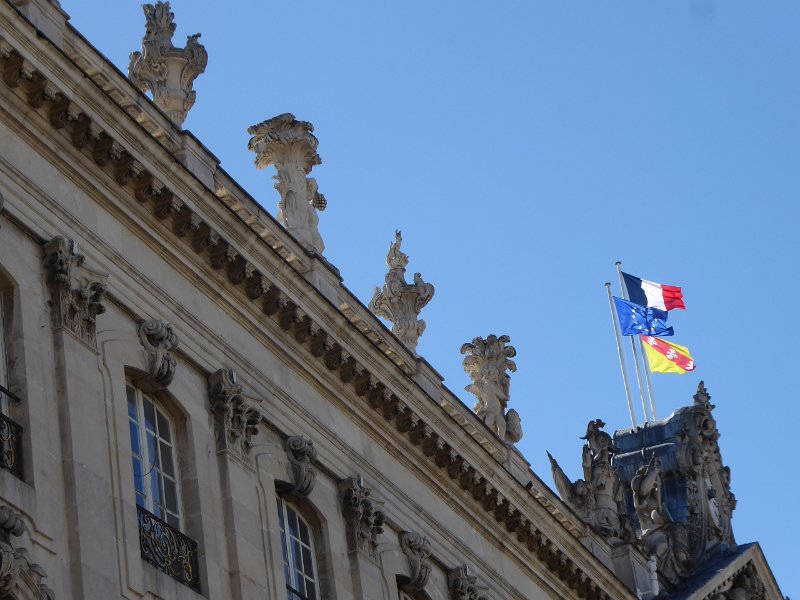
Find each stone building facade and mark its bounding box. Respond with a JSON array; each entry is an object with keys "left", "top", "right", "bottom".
[{"left": 0, "top": 1, "right": 785, "bottom": 599}]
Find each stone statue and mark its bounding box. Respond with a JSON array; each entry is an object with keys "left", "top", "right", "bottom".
[
  {"left": 631, "top": 453, "right": 691, "bottom": 585},
  {"left": 547, "top": 419, "right": 630, "bottom": 540},
  {"left": 368, "top": 231, "right": 434, "bottom": 353},
  {"left": 460, "top": 335, "right": 522, "bottom": 443},
  {"left": 128, "top": 1, "right": 207, "bottom": 126},
  {"left": 247, "top": 114, "right": 326, "bottom": 254}
]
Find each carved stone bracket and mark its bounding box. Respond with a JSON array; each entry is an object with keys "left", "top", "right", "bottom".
[
  {"left": 447, "top": 564, "right": 488, "bottom": 600},
  {"left": 247, "top": 114, "right": 326, "bottom": 254},
  {"left": 208, "top": 369, "right": 261, "bottom": 463},
  {"left": 43, "top": 236, "right": 107, "bottom": 347},
  {"left": 276, "top": 435, "right": 317, "bottom": 497},
  {"left": 339, "top": 476, "right": 385, "bottom": 557},
  {"left": 460, "top": 334, "right": 522, "bottom": 444},
  {"left": 137, "top": 319, "right": 179, "bottom": 390},
  {"left": 368, "top": 231, "right": 434, "bottom": 353},
  {"left": 0, "top": 506, "right": 55, "bottom": 599},
  {"left": 398, "top": 531, "right": 431, "bottom": 592},
  {"left": 128, "top": 1, "right": 207, "bottom": 126}
]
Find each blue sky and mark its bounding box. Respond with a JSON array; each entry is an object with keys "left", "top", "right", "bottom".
[{"left": 68, "top": 1, "right": 797, "bottom": 595}]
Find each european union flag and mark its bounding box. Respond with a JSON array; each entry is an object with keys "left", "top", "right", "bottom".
[{"left": 613, "top": 297, "right": 674, "bottom": 337}]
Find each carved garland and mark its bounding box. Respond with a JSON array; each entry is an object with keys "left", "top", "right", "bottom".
[
  {"left": 43, "top": 236, "right": 106, "bottom": 347},
  {"left": 0, "top": 37, "right": 619, "bottom": 600},
  {"left": 207, "top": 369, "right": 261, "bottom": 463},
  {"left": 339, "top": 476, "right": 385, "bottom": 558}
]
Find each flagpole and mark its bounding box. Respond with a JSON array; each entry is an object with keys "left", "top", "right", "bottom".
[
  {"left": 640, "top": 337, "right": 658, "bottom": 419},
  {"left": 606, "top": 282, "right": 637, "bottom": 429},
  {"left": 615, "top": 262, "right": 653, "bottom": 423}
]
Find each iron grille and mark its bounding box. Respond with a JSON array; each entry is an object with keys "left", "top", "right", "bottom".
[
  {"left": 0, "top": 388, "right": 22, "bottom": 478},
  {"left": 136, "top": 505, "right": 200, "bottom": 592},
  {"left": 287, "top": 585, "right": 312, "bottom": 600}
]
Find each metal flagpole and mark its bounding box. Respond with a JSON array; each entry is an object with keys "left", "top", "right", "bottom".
[
  {"left": 606, "top": 282, "right": 637, "bottom": 429},
  {"left": 615, "top": 262, "right": 652, "bottom": 423}
]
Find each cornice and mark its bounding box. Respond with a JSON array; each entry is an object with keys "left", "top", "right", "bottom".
[{"left": 0, "top": 9, "right": 634, "bottom": 599}]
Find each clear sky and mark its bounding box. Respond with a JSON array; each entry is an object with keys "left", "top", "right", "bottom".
[{"left": 67, "top": 1, "right": 797, "bottom": 595}]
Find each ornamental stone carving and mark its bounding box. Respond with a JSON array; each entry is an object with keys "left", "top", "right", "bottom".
[
  {"left": 369, "top": 231, "right": 434, "bottom": 353},
  {"left": 612, "top": 381, "right": 738, "bottom": 590},
  {"left": 631, "top": 453, "right": 692, "bottom": 585},
  {"left": 0, "top": 506, "right": 55, "bottom": 599},
  {"left": 208, "top": 369, "right": 261, "bottom": 462},
  {"left": 447, "top": 564, "right": 487, "bottom": 600},
  {"left": 43, "top": 236, "right": 106, "bottom": 347},
  {"left": 247, "top": 113, "right": 326, "bottom": 254},
  {"left": 339, "top": 476, "right": 385, "bottom": 557},
  {"left": 398, "top": 531, "right": 431, "bottom": 592},
  {"left": 460, "top": 335, "right": 522, "bottom": 444},
  {"left": 276, "top": 436, "right": 317, "bottom": 497},
  {"left": 548, "top": 420, "right": 632, "bottom": 542},
  {"left": 137, "top": 318, "right": 179, "bottom": 390},
  {"left": 128, "top": 1, "right": 207, "bottom": 126}
]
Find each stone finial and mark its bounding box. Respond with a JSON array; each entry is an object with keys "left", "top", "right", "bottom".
[
  {"left": 339, "top": 476, "right": 385, "bottom": 557},
  {"left": 128, "top": 1, "right": 207, "bottom": 126},
  {"left": 247, "top": 114, "right": 326, "bottom": 254},
  {"left": 137, "top": 318, "right": 179, "bottom": 390},
  {"left": 398, "top": 531, "right": 431, "bottom": 592},
  {"left": 43, "top": 236, "right": 107, "bottom": 347},
  {"left": 276, "top": 436, "right": 317, "bottom": 497},
  {"left": 460, "top": 335, "right": 522, "bottom": 444},
  {"left": 208, "top": 369, "right": 261, "bottom": 463},
  {"left": 368, "top": 231, "right": 434, "bottom": 353}
]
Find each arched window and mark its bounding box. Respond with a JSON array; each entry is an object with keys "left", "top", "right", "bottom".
[
  {"left": 126, "top": 382, "right": 199, "bottom": 591},
  {"left": 277, "top": 497, "right": 319, "bottom": 600},
  {"left": 0, "top": 278, "right": 22, "bottom": 479},
  {"left": 126, "top": 383, "right": 181, "bottom": 528}
]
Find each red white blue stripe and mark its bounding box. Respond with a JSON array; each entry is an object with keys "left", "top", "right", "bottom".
[{"left": 621, "top": 272, "right": 685, "bottom": 311}]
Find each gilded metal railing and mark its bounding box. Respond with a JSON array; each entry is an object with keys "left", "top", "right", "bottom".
[
  {"left": 136, "top": 505, "right": 200, "bottom": 592},
  {"left": 0, "top": 384, "right": 22, "bottom": 478}
]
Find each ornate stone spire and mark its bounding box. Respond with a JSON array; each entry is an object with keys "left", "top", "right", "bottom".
[
  {"left": 128, "top": 1, "right": 208, "bottom": 126},
  {"left": 247, "top": 113, "right": 327, "bottom": 254},
  {"left": 460, "top": 335, "right": 523, "bottom": 444},
  {"left": 368, "top": 231, "right": 434, "bottom": 353}
]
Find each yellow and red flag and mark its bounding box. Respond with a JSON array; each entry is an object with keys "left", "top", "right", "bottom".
[{"left": 640, "top": 335, "right": 696, "bottom": 374}]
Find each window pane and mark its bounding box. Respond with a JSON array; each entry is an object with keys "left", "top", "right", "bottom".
[
  {"left": 306, "top": 580, "right": 317, "bottom": 600},
  {"left": 287, "top": 507, "right": 299, "bottom": 539},
  {"left": 150, "top": 470, "right": 162, "bottom": 507},
  {"left": 132, "top": 458, "right": 145, "bottom": 495},
  {"left": 147, "top": 432, "right": 159, "bottom": 469},
  {"left": 143, "top": 399, "right": 156, "bottom": 432},
  {"left": 164, "top": 479, "right": 178, "bottom": 513},
  {"left": 160, "top": 441, "right": 175, "bottom": 476},
  {"left": 129, "top": 422, "right": 141, "bottom": 456},
  {"left": 166, "top": 512, "right": 180, "bottom": 529},
  {"left": 302, "top": 546, "right": 313, "bottom": 576},
  {"left": 156, "top": 410, "right": 171, "bottom": 442},
  {"left": 291, "top": 540, "right": 303, "bottom": 574},
  {"left": 136, "top": 491, "right": 147, "bottom": 508},
  {"left": 126, "top": 386, "right": 137, "bottom": 419},
  {"left": 299, "top": 519, "right": 310, "bottom": 546}
]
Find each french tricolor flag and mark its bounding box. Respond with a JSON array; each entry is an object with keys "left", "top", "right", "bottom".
[{"left": 621, "top": 272, "right": 685, "bottom": 311}]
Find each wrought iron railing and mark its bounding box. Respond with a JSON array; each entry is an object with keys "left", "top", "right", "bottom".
[
  {"left": 0, "top": 385, "right": 22, "bottom": 478},
  {"left": 136, "top": 505, "right": 200, "bottom": 592}
]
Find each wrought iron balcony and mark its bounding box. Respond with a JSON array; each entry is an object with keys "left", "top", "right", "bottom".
[
  {"left": 136, "top": 505, "right": 200, "bottom": 592},
  {"left": 0, "top": 384, "right": 23, "bottom": 478}
]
